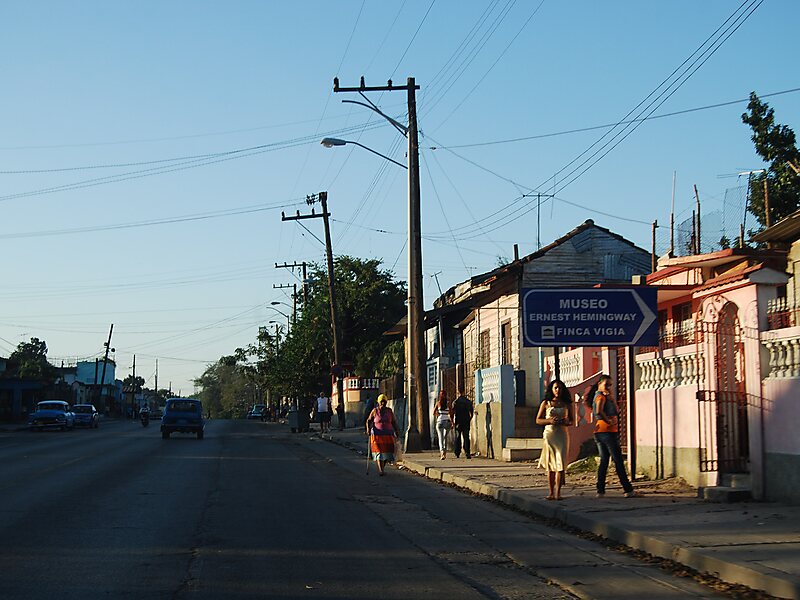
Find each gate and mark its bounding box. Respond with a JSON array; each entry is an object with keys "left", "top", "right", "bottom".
[
  {"left": 615, "top": 348, "right": 628, "bottom": 454},
  {"left": 696, "top": 302, "right": 750, "bottom": 473}
]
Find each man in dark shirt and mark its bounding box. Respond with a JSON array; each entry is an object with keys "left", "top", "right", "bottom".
[{"left": 452, "top": 388, "right": 474, "bottom": 459}]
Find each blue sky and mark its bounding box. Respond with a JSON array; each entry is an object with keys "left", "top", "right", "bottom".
[{"left": 1, "top": 1, "right": 796, "bottom": 393}]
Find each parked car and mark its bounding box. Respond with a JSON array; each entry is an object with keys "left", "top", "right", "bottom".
[
  {"left": 28, "top": 401, "right": 75, "bottom": 431},
  {"left": 161, "top": 398, "right": 204, "bottom": 440},
  {"left": 72, "top": 404, "right": 100, "bottom": 428},
  {"left": 247, "top": 404, "right": 267, "bottom": 421}
]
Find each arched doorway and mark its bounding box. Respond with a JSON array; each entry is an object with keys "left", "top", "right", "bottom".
[{"left": 714, "top": 303, "right": 748, "bottom": 474}]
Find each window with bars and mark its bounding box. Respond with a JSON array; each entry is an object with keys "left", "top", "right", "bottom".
[
  {"left": 501, "top": 321, "right": 512, "bottom": 366},
  {"left": 479, "top": 329, "right": 491, "bottom": 369}
]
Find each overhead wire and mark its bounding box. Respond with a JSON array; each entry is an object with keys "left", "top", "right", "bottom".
[
  {"left": 421, "top": 0, "right": 518, "bottom": 118},
  {"left": 431, "top": 0, "right": 545, "bottom": 130},
  {"left": 433, "top": 86, "right": 800, "bottom": 150},
  {"left": 421, "top": 152, "right": 470, "bottom": 274},
  {"left": 421, "top": 1, "right": 763, "bottom": 241},
  {"left": 0, "top": 198, "right": 305, "bottom": 240}
]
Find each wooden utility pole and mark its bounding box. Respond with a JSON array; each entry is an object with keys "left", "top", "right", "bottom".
[
  {"left": 694, "top": 185, "right": 701, "bottom": 253},
  {"left": 670, "top": 171, "right": 676, "bottom": 255},
  {"left": 132, "top": 354, "right": 136, "bottom": 418},
  {"left": 764, "top": 177, "right": 771, "bottom": 228},
  {"left": 282, "top": 192, "right": 344, "bottom": 412},
  {"left": 651, "top": 220, "right": 658, "bottom": 272},
  {"left": 276, "top": 261, "right": 309, "bottom": 305},
  {"left": 99, "top": 324, "right": 113, "bottom": 411},
  {"left": 272, "top": 283, "right": 296, "bottom": 327},
  {"left": 333, "top": 76, "right": 430, "bottom": 450}
]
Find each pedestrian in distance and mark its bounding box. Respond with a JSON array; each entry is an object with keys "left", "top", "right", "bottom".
[
  {"left": 452, "top": 387, "right": 474, "bottom": 459},
  {"left": 590, "top": 374, "right": 641, "bottom": 498},
  {"left": 536, "top": 379, "right": 572, "bottom": 500},
  {"left": 433, "top": 390, "right": 453, "bottom": 459},
  {"left": 366, "top": 394, "right": 399, "bottom": 476},
  {"left": 335, "top": 399, "right": 345, "bottom": 431},
  {"left": 316, "top": 391, "right": 331, "bottom": 434}
]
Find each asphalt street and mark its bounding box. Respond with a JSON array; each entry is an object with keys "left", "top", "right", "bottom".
[{"left": 0, "top": 420, "right": 728, "bottom": 599}]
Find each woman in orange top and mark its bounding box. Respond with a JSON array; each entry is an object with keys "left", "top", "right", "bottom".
[{"left": 592, "top": 375, "right": 639, "bottom": 498}]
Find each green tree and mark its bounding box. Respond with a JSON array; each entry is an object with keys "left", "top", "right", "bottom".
[
  {"left": 122, "top": 374, "right": 145, "bottom": 391},
  {"left": 741, "top": 92, "right": 800, "bottom": 228},
  {"left": 195, "top": 256, "right": 406, "bottom": 409},
  {"left": 7, "top": 337, "right": 56, "bottom": 381}
]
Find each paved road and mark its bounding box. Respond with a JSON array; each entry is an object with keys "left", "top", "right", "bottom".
[{"left": 0, "top": 420, "right": 727, "bottom": 599}]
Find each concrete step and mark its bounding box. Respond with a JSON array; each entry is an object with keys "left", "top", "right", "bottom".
[
  {"left": 698, "top": 486, "right": 752, "bottom": 502},
  {"left": 505, "top": 437, "right": 543, "bottom": 450},
  {"left": 502, "top": 438, "right": 543, "bottom": 462},
  {"left": 720, "top": 473, "right": 751, "bottom": 489},
  {"left": 502, "top": 447, "right": 542, "bottom": 462}
]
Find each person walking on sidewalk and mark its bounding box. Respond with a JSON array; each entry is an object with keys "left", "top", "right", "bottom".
[
  {"left": 434, "top": 391, "right": 453, "bottom": 459},
  {"left": 536, "top": 379, "right": 572, "bottom": 500},
  {"left": 316, "top": 391, "right": 331, "bottom": 434},
  {"left": 335, "top": 399, "right": 345, "bottom": 431},
  {"left": 452, "top": 388, "right": 473, "bottom": 459},
  {"left": 591, "top": 375, "right": 639, "bottom": 498},
  {"left": 366, "top": 394, "right": 399, "bottom": 476}
]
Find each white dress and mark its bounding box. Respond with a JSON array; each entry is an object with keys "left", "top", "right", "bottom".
[{"left": 537, "top": 403, "right": 569, "bottom": 472}]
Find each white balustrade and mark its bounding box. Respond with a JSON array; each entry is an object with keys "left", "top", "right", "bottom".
[
  {"left": 544, "top": 349, "right": 583, "bottom": 387},
  {"left": 635, "top": 348, "right": 703, "bottom": 390},
  {"left": 763, "top": 330, "right": 800, "bottom": 378}
]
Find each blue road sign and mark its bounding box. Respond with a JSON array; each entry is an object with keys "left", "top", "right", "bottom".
[{"left": 522, "top": 288, "right": 658, "bottom": 347}]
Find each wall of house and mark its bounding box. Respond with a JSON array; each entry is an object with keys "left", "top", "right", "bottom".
[
  {"left": 76, "top": 360, "right": 116, "bottom": 385},
  {"left": 521, "top": 226, "right": 650, "bottom": 288},
  {"left": 472, "top": 365, "right": 515, "bottom": 459},
  {"left": 634, "top": 383, "right": 708, "bottom": 487},
  {"left": 461, "top": 294, "right": 520, "bottom": 369},
  {"left": 761, "top": 324, "right": 800, "bottom": 504},
  {"left": 788, "top": 240, "right": 800, "bottom": 308}
]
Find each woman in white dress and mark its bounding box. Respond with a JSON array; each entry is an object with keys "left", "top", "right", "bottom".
[{"left": 536, "top": 379, "right": 572, "bottom": 500}]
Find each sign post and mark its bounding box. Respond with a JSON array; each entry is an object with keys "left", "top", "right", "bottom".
[{"left": 522, "top": 288, "right": 658, "bottom": 348}]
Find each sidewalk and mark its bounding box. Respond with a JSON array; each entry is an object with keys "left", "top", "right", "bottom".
[{"left": 320, "top": 427, "right": 800, "bottom": 600}]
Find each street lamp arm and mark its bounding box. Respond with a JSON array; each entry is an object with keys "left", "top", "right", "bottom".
[
  {"left": 349, "top": 140, "right": 407, "bottom": 170},
  {"left": 341, "top": 98, "right": 408, "bottom": 136},
  {"left": 321, "top": 137, "right": 406, "bottom": 170}
]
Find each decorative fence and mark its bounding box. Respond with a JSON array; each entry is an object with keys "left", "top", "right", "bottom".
[
  {"left": 762, "top": 327, "right": 800, "bottom": 378},
  {"left": 636, "top": 347, "right": 705, "bottom": 390},
  {"left": 766, "top": 297, "right": 799, "bottom": 330}
]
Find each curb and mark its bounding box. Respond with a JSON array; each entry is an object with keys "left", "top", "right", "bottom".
[{"left": 402, "top": 458, "right": 800, "bottom": 600}]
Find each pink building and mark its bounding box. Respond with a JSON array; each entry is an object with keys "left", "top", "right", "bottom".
[{"left": 634, "top": 232, "right": 799, "bottom": 502}]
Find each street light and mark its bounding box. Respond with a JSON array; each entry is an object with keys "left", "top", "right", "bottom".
[
  {"left": 268, "top": 306, "right": 290, "bottom": 331},
  {"left": 324, "top": 77, "right": 428, "bottom": 452},
  {"left": 320, "top": 138, "right": 407, "bottom": 170}
]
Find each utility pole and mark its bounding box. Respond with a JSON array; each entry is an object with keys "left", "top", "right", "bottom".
[
  {"left": 670, "top": 171, "right": 676, "bottom": 255},
  {"left": 522, "top": 192, "right": 555, "bottom": 250},
  {"left": 99, "top": 324, "right": 113, "bottom": 412},
  {"left": 132, "top": 354, "right": 136, "bottom": 418},
  {"left": 333, "top": 76, "right": 430, "bottom": 450},
  {"left": 276, "top": 261, "right": 309, "bottom": 305},
  {"left": 273, "top": 283, "right": 297, "bottom": 327},
  {"left": 694, "top": 184, "right": 701, "bottom": 253},
  {"left": 651, "top": 220, "right": 658, "bottom": 272},
  {"left": 282, "top": 192, "right": 344, "bottom": 414},
  {"left": 763, "top": 177, "right": 771, "bottom": 229}
]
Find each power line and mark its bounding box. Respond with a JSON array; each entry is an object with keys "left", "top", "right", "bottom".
[
  {"left": 422, "top": 1, "right": 763, "bottom": 241},
  {"left": 433, "top": 86, "right": 800, "bottom": 150},
  {"left": 0, "top": 198, "right": 304, "bottom": 240}
]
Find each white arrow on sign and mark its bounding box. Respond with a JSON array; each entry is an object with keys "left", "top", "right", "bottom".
[{"left": 631, "top": 290, "right": 657, "bottom": 345}]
